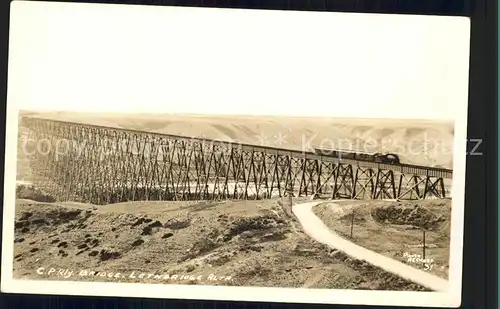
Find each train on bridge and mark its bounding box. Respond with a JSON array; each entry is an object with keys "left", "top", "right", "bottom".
[
  {"left": 313, "top": 147, "right": 401, "bottom": 165},
  {"left": 20, "top": 116, "right": 452, "bottom": 204}
]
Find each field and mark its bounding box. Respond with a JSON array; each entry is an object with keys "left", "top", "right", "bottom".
[
  {"left": 12, "top": 111, "right": 454, "bottom": 290},
  {"left": 14, "top": 196, "right": 439, "bottom": 291},
  {"left": 313, "top": 200, "right": 451, "bottom": 279}
]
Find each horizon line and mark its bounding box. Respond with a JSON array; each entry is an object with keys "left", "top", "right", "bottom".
[{"left": 18, "top": 109, "right": 455, "bottom": 123}]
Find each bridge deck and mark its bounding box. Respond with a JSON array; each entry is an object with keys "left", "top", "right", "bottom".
[{"left": 20, "top": 116, "right": 453, "bottom": 179}]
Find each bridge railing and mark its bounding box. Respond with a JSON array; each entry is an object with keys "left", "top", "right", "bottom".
[{"left": 18, "top": 116, "right": 453, "bottom": 205}]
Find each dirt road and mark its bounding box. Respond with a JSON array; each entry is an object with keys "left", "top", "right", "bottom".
[
  {"left": 12, "top": 197, "right": 429, "bottom": 291},
  {"left": 292, "top": 201, "right": 449, "bottom": 291}
]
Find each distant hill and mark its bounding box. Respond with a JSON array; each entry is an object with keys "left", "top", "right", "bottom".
[{"left": 17, "top": 110, "right": 454, "bottom": 168}]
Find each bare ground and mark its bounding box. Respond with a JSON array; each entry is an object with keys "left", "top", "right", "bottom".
[
  {"left": 312, "top": 199, "right": 451, "bottom": 279},
  {"left": 13, "top": 197, "right": 430, "bottom": 291},
  {"left": 13, "top": 112, "right": 451, "bottom": 290}
]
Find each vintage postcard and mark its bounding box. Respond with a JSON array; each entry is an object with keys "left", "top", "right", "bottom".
[{"left": 2, "top": 1, "right": 470, "bottom": 307}]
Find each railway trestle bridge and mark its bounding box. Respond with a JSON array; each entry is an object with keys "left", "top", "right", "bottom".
[{"left": 18, "top": 117, "right": 453, "bottom": 205}]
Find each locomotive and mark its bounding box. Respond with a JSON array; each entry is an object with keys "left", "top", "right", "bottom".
[{"left": 313, "top": 147, "right": 401, "bottom": 165}]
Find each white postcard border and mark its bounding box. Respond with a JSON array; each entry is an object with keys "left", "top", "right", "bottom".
[{"left": 2, "top": 3, "right": 469, "bottom": 308}]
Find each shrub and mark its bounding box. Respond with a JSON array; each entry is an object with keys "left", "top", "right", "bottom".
[{"left": 16, "top": 184, "right": 56, "bottom": 203}]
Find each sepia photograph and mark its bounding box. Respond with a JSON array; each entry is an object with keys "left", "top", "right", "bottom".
[{"left": 2, "top": 1, "right": 470, "bottom": 307}]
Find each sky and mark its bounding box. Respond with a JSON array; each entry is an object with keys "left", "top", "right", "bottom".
[{"left": 8, "top": 1, "right": 470, "bottom": 120}]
